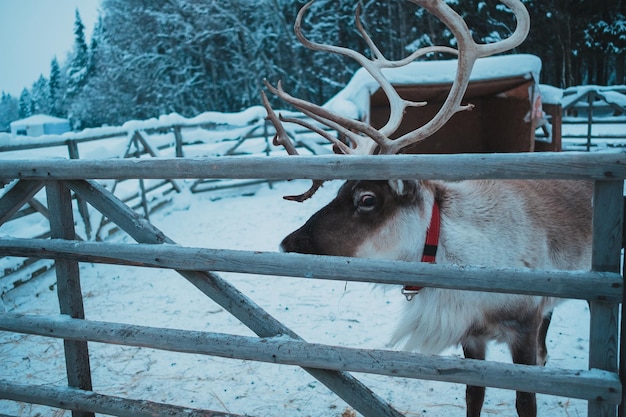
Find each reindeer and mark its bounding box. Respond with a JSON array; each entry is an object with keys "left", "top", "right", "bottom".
[{"left": 262, "top": 1, "right": 592, "bottom": 417}]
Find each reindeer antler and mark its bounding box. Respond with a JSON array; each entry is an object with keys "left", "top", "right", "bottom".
[{"left": 263, "top": 0, "right": 530, "bottom": 199}]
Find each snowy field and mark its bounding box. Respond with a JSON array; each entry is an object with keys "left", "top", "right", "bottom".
[{"left": 0, "top": 178, "right": 592, "bottom": 417}]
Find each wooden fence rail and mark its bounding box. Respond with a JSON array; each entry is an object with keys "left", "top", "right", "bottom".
[
  {"left": 0, "top": 313, "right": 620, "bottom": 404},
  {"left": 0, "top": 152, "right": 624, "bottom": 417},
  {"left": 0, "top": 237, "right": 621, "bottom": 302},
  {"left": 0, "top": 381, "right": 245, "bottom": 417},
  {"left": 0, "top": 152, "right": 624, "bottom": 181}
]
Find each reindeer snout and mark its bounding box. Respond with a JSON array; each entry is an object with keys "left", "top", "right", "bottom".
[
  {"left": 280, "top": 230, "right": 313, "bottom": 254},
  {"left": 278, "top": 237, "right": 290, "bottom": 253}
]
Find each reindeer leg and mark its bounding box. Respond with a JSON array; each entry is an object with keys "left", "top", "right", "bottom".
[
  {"left": 536, "top": 310, "right": 552, "bottom": 366},
  {"left": 509, "top": 313, "right": 543, "bottom": 417},
  {"left": 462, "top": 338, "right": 487, "bottom": 417}
]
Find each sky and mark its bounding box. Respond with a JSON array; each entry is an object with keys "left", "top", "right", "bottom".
[{"left": 0, "top": 0, "right": 101, "bottom": 97}]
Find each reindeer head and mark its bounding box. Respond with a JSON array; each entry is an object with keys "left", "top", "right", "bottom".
[
  {"left": 280, "top": 179, "right": 437, "bottom": 261},
  {"left": 263, "top": 0, "right": 530, "bottom": 253}
]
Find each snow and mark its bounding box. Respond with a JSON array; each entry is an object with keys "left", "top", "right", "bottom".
[
  {"left": 560, "top": 85, "right": 626, "bottom": 110},
  {"left": 538, "top": 84, "right": 564, "bottom": 105},
  {"left": 0, "top": 106, "right": 267, "bottom": 147},
  {"left": 0, "top": 177, "right": 593, "bottom": 417},
  {"left": 9, "top": 114, "right": 70, "bottom": 127}
]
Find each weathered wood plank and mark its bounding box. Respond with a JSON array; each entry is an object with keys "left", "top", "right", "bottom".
[
  {"left": 67, "top": 140, "right": 92, "bottom": 239},
  {"left": 0, "top": 237, "right": 621, "bottom": 303},
  {"left": 64, "top": 179, "right": 404, "bottom": 417},
  {"left": 0, "top": 380, "right": 244, "bottom": 417},
  {"left": 134, "top": 130, "right": 182, "bottom": 193},
  {"left": 589, "top": 180, "right": 623, "bottom": 417},
  {"left": 592, "top": 181, "right": 624, "bottom": 274},
  {"left": 173, "top": 125, "right": 184, "bottom": 157},
  {"left": 622, "top": 262, "right": 626, "bottom": 417},
  {"left": 0, "top": 180, "right": 44, "bottom": 225},
  {"left": 0, "top": 312, "right": 621, "bottom": 405},
  {"left": 0, "top": 153, "right": 624, "bottom": 181},
  {"left": 45, "top": 181, "right": 94, "bottom": 417}
]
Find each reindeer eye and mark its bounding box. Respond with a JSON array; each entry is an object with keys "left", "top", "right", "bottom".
[{"left": 357, "top": 193, "right": 378, "bottom": 210}]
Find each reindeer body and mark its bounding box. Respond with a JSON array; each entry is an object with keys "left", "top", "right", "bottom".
[{"left": 281, "top": 179, "right": 592, "bottom": 417}]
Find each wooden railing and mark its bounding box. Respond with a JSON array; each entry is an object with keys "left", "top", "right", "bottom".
[
  {"left": 0, "top": 114, "right": 333, "bottom": 295},
  {"left": 0, "top": 153, "right": 624, "bottom": 417},
  {"left": 561, "top": 86, "right": 626, "bottom": 151}
]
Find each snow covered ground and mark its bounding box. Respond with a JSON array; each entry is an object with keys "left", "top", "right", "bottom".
[{"left": 0, "top": 178, "right": 592, "bottom": 417}]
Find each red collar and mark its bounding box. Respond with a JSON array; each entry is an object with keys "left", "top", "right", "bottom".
[{"left": 402, "top": 199, "right": 440, "bottom": 300}]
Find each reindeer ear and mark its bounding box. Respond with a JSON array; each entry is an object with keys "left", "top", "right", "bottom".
[
  {"left": 389, "top": 180, "right": 422, "bottom": 200},
  {"left": 388, "top": 179, "right": 407, "bottom": 196}
]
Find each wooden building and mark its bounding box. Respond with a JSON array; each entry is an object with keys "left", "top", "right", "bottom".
[{"left": 325, "top": 54, "right": 561, "bottom": 153}]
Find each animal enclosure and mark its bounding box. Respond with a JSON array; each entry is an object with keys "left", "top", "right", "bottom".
[{"left": 0, "top": 152, "right": 623, "bottom": 417}]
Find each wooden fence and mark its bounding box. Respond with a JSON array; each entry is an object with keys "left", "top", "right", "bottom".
[
  {"left": 560, "top": 86, "right": 626, "bottom": 151},
  {"left": 0, "top": 153, "right": 624, "bottom": 417},
  {"left": 0, "top": 115, "right": 332, "bottom": 297}
]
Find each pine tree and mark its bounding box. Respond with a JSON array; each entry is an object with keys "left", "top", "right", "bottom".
[
  {"left": 49, "top": 57, "right": 65, "bottom": 117},
  {"left": 66, "top": 9, "right": 90, "bottom": 98},
  {"left": 88, "top": 16, "right": 103, "bottom": 74},
  {"left": 30, "top": 75, "right": 50, "bottom": 115},
  {"left": 0, "top": 92, "right": 19, "bottom": 132},
  {"left": 18, "top": 88, "right": 34, "bottom": 119}
]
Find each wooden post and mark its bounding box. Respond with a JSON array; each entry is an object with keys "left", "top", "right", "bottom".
[
  {"left": 173, "top": 125, "right": 184, "bottom": 157},
  {"left": 138, "top": 178, "right": 150, "bottom": 221},
  {"left": 589, "top": 180, "right": 623, "bottom": 417},
  {"left": 66, "top": 140, "right": 92, "bottom": 239},
  {"left": 621, "top": 196, "right": 626, "bottom": 417},
  {"left": 130, "top": 131, "right": 151, "bottom": 220},
  {"left": 45, "top": 181, "right": 94, "bottom": 417},
  {"left": 586, "top": 91, "right": 595, "bottom": 151}
]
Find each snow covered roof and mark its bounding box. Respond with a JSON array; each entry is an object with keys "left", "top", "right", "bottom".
[
  {"left": 10, "top": 114, "right": 69, "bottom": 128},
  {"left": 324, "top": 54, "right": 542, "bottom": 119},
  {"left": 538, "top": 84, "right": 564, "bottom": 105}
]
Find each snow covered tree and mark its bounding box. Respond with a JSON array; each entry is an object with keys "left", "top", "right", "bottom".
[
  {"left": 67, "top": 16, "right": 108, "bottom": 128},
  {"left": 88, "top": 16, "right": 103, "bottom": 74},
  {"left": 584, "top": 13, "right": 626, "bottom": 84},
  {"left": 518, "top": 0, "right": 625, "bottom": 86},
  {"left": 61, "top": 0, "right": 625, "bottom": 127},
  {"left": 49, "top": 57, "right": 66, "bottom": 117},
  {"left": 66, "top": 9, "right": 90, "bottom": 99},
  {"left": 85, "top": 0, "right": 307, "bottom": 121},
  {"left": 18, "top": 88, "right": 34, "bottom": 119},
  {"left": 30, "top": 75, "right": 51, "bottom": 115},
  {"left": 0, "top": 92, "right": 19, "bottom": 132}
]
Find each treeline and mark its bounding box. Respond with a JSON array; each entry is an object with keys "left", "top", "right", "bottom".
[{"left": 1, "top": 0, "right": 624, "bottom": 132}]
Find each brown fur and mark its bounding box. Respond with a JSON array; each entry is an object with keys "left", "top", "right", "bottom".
[{"left": 281, "top": 179, "right": 592, "bottom": 417}]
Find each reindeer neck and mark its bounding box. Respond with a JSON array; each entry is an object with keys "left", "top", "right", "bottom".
[{"left": 431, "top": 180, "right": 505, "bottom": 266}]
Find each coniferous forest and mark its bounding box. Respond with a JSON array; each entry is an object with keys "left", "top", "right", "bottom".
[{"left": 1, "top": 0, "right": 624, "bottom": 131}]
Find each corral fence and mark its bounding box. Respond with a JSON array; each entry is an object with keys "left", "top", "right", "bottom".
[
  {"left": 0, "top": 113, "right": 332, "bottom": 295},
  {"left": 559, "top": 85, "right": 626, "bottom": 151},
  {"left": 0, "top": 152, "right": 624, "bottom": 417}
]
